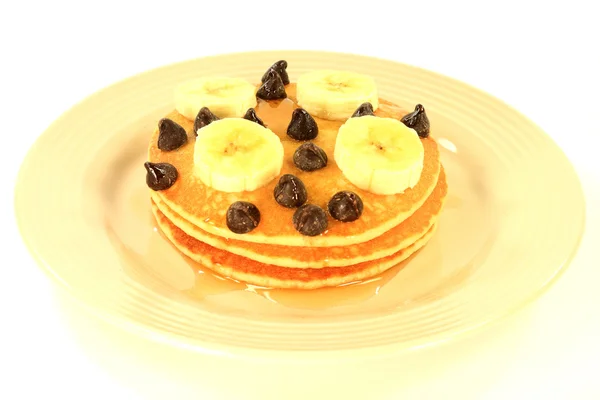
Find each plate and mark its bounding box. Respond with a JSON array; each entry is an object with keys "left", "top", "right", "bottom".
[{"left": 14, "top": 51, "right": 585, "bottom": 359}]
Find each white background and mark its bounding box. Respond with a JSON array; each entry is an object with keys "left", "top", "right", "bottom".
[{"left": 1, "top": 0, "right": 599, "bottom": 399}]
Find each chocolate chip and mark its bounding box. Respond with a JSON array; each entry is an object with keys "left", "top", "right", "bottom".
[
  {"left": 274, "top": 174, "right": 308, "bottom": 208},
  {"left": 287, "top": 108, "right": 318, "bottom": 141},
  {"left": 226, "top": 201, "right": 261, "bottom": 234},
  {"left": 293, "top": 143, "right": 327, "bottom": 171},
  {"left": 328, "top": 191, "right": 363, "bottom": 222},
  {"left": 351, "top": 102, "right": 375, "bottom": 118},
  {"left": 261, "top": 60, "right": 289, "bottom": 85},
  {"left": 144, "top": 162, "right": 178, "bottom": 191},
  {"left": 401, "top": 104, "right": 430, "bottom": 138},
  {"left": 256, "top": 69, "right": 287, "bottom": 100},
  {"left": 293, "top": 204, "right": 328, "bottom": 236},
  {"left": 193, "top": 107, "right": 219, "bottom": 136},
  {"left": 243, "top": 108, "right": 265, "bottom": 127},
  {"left": 158, "top": 118, "right": 187, "bottom": 151}
]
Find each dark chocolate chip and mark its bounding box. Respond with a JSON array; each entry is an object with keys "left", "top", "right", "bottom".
[
  {"left": 293, "top": 204, "right": 328, "bottom": 236},
  {"left": 287, "top": 108, "right": 318, "bottom": 141},
  {"left": 243, "top": 108, "right": 265, "bottom": 127},
  {"left": 158, "top": 118, "right": 188, "bottom": 151},
  {"left": 261, "top": 60, "right": 289, "bottom": 85},
  {"left": 144, "top": 162, "right": 178, "bottom": 191},
  {"left": 401, "top": 104, "right": 430, "bottom": 138},
  {"left": 273, "top": 174, "right": 308, "bottom": 208},
  {"left": 256, "top": 69, "right": 287, "bottom": 100},
  {"left": 351, "top": 102, "right": 375, "bottom": 118},
  {"left": 293, "top": 143, "right": 328, "bottom": 171},
  {"left": 328, "top": 191, "right": 364, "bottom": 222},
  {"left": 193, "top": 107, "right": 219, "bottom": 136},
  {"left": 226, "top": 201, "right": 261, "bottom": 234}
]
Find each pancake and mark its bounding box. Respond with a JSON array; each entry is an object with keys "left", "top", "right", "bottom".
[
  {"left": 152, "top": 167, "right": 447, "bottom": 268},
  {"left": 153, "top": 203, "right": 438, "bottom": 289},
  {"left": 148, "top": 84, "right": 441, "bottom": 247}
]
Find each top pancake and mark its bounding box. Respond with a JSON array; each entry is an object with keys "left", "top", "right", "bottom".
[{"left": 148, "top": 84, "right": 441, "bottom": 247}]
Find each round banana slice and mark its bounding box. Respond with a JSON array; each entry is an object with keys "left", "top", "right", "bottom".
[
  {"left": 175, "top": 77, "right": 257, "bottom": 120},
  {"left": 334, "top": 116, "right": 424, "bottom": 195},
  {"left": 194, "top": 118, "right": 284, "bottom": 193},
  {"left": 296, "top": 70, "right": 379, "bottom": 121}
]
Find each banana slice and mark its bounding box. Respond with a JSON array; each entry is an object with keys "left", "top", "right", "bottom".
[
  {"left": 334, "top": 116, "right": 424, "bottom": 195},
  {"left": 296, "top": 70, "right": 379, "bottom": 121},
  {"left": 194, "top": 118, "right": 284, "bottom": 193},
  {"left": 175, "top": 77, "right": 257, "bottom": 120}
]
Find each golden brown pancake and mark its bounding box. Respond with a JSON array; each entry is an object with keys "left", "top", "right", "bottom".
[
  {"left": 153, "top": 203, "right": 438, "bottom": 289},
  {"left": 148, "top": 84, "right": 441, "bottom": 247},
  {"left": 152, "top": 168, "right": 447, "bottom": 268}
]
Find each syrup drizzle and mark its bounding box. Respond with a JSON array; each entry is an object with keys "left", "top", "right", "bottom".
[{"left": 179, "top": 244, "right": 417, "bottom": 310}]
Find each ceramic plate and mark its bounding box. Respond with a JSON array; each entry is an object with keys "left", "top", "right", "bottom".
[{"left": 14, "top": 51, "right": 585, "bottom": 359}]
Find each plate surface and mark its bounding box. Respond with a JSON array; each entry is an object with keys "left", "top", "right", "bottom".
[{"left": 14, "top": 51, "right": 585, "bottom": 359}]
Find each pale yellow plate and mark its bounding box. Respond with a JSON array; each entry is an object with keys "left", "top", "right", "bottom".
[{"left": 14, "top": 51, "right": 585, "bottom": 360}]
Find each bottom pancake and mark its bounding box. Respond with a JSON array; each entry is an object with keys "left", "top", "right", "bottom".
[{"left": 153, "top": 204, "right": 438, "bottom": 289}]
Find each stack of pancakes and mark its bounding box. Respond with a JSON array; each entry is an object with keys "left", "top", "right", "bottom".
[{"left": 148, "top": 85, "right": 447, "bottom": 289}]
